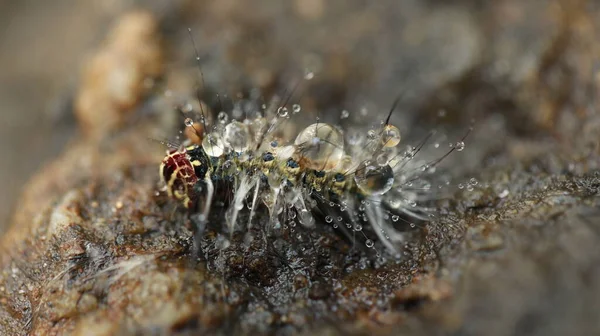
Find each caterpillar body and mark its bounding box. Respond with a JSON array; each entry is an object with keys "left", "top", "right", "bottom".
[{"left": 159, "top": 90, "right": 470, "bottom": 256}]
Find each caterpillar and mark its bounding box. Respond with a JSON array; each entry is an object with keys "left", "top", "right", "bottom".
[
  {"left": 155, "top": 30, "right": 472, "bottom": 257},
  {"left": 159, "top": 79, "right": 471, "bottom": 257}
]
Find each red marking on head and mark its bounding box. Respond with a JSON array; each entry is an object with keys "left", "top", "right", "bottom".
[{"left": 160, "top": 149, "right": 199, "bottom": 208}]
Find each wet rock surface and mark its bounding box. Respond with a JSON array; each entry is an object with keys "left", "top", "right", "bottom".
[{"left": 1, "top": 0, "right": 600, "bottom": 335}]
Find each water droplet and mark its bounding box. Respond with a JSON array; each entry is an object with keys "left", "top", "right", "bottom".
[
  {"left": 469, "top": 178, "right": 478, "bottom": 185},
  {"left": 182, "top": 103, "right": 194, "bottom": 113},
  {"left": 202, "top": 133, "right": 225, "bottom": 157},
  {"left": 325, "top": 216, "right": 333, "bottom": 223},
  {"left": 223, "top": 121, "right": 250, "bottom": 152},
  {"left": 292, "top": 104, "right": 301, "bottom": 113},
  {"left": 294, "top": 123, "right": 344, "bottom": 170},
  {"left": 341, "top": 110, "right": 350, "bottom": 119},
  {"left": 458, "top": 183, "right": 464, "bottom": 189},
  {"left": 455, "top": 141, "right": 465, "bottom": 151},
  {"left": 353, "top": 223, "right": 362, "bottom": 231},
  {"left": 365, "top": 239, "right": 374, "bottom": 248},
  {"left": 381, "top": 125, "right": 401, "bottom": 147},
  {"left": 277, "top": 106, "right": 289, "bottom": 118},
  {"left": 217, "top": 111, "right": 228, "bottom": 124},
  {"left": 304, "top": 71, "right": 315, "bottom": 80},
  {"left": 354, "top": 162, "right": 394, "bottom": 196},
  {"left": 184, "top": 118, "right": 194, "bottom": 127},
  {"left": 275, "top": 145, "right": 295, "bottom": 160},
  {"left": 391, "top": 215, "right": 399, "bottom": 222}
]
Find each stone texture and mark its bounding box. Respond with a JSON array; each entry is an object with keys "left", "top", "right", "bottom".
[{"left": 1, "top": 0, "right": 599, "bottom": 335}]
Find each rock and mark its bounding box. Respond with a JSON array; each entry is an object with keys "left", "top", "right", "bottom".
[
  {"left": 74, "top": 10, "right": 164, "bottom": 139},
  {"left": 1, "top": 1, "right": 600, "bottom": 335}
]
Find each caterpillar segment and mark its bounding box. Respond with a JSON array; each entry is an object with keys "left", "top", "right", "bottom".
[{"left": 158, "top": 102, "right": 467, "bottom": 254}]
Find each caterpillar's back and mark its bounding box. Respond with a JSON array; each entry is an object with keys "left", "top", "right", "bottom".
[{"left": 159, "top": 86, "right": 471, "bottom": 257}]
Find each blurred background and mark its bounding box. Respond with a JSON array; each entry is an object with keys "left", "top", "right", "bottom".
[{"left": 0, "top": 2, "right": 112, "bottom": 232}]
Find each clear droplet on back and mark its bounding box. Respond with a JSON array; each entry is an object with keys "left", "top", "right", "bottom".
[
  {"left": 294, "top": 123, "right": 344, "bottom": 170},
  {"left": 223, "top": 120, "right": 250, "bottom": 152},
  {"left": 248, "top": 117, "right": 268, "bottom": 147},
  {"left": 275, "top": 145, "right": 296, "bottom": 160},
  {"left": 202, "top": 133, "right": 225, "bottom": 157}
]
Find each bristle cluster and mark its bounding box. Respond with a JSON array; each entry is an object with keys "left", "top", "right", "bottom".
[{"left": 159, "top": 89, "right": 469, "bottom": 256}]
